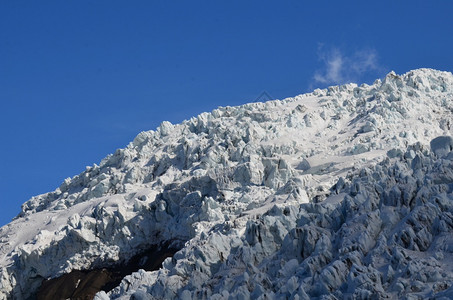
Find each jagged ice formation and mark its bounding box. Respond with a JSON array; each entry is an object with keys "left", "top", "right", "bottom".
[{"left": 0, "top": 68, "right": 452, "bottom": 299}]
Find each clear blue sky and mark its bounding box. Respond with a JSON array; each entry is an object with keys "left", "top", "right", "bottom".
[{"left": 1, "top": 1, "right": 452, "bottom": 226}]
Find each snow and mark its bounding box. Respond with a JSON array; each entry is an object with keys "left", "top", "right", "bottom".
[{"left": 0, "top": 68, "right": 452, "bottom": 299}]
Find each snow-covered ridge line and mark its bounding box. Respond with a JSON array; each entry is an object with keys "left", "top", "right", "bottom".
[
  {"left": 0, "top": 68, "right": 452, "bottom": 299},
  {"left": 18, "top": 68, "right": 453, "bottom": 217}
]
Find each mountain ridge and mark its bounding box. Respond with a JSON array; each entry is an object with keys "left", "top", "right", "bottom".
[{"left": 1, "top": 68, "right": 453, "bottom": 299}]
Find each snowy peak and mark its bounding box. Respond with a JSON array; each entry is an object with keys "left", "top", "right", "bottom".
[
  {"left": 18, "top": 69, "right": 453, "bottom": 217},
  {"left": 1, "top": 68, "right": 453, "bottom": 299}
]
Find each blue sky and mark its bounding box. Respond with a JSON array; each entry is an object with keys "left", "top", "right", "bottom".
[{"left": 1, "top": 1, "right": 452, "bottom": 226}]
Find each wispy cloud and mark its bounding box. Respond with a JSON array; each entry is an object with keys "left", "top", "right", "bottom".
[{"left": 312, "top": 46, "right": 383, "bottom": 88}]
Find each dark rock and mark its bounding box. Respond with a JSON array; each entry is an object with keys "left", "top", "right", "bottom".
[{"left": 36, "top": 243, "right": 179, "bottom": 300}]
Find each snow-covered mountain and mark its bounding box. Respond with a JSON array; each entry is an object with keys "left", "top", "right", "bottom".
[{"left": 1, "top": 68, "right": 453, "bottom": 299}]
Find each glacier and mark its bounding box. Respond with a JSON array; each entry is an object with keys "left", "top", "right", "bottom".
[{"left": 0, "top": 68, "right": 452, "bottom": 299}]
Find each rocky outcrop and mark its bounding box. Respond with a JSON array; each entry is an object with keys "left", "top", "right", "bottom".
[{"left": 37, "top": 243, "right": 179, "bottom": 300}]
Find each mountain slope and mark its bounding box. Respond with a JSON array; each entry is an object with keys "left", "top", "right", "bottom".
[{"left": 0, "top": 68, "right": 452, "bottom": 299}]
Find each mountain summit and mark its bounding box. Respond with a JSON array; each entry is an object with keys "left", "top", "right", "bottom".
[{"left": 1, "top": 68, "right": 453, "bottom": 299}]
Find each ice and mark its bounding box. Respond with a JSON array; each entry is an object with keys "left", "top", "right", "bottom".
[
  {"left": 0, "top": 68, "right": 452, "bottom": 299},
  {"left": 431, "top": 135, "right": 453, "bottom": 157}
]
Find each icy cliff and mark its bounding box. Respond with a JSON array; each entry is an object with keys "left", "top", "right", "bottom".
[{"left": 0, "top": 68, "right": 452, "bottom": 299}]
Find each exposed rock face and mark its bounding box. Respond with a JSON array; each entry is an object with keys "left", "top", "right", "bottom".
[
  {"left": 0, "top": 68, "right": 452, "bottom": 299},
  {"left": 38, "top": 269, "right": 111, "bottom": 300},
  {"left": 37, "top": 243, "right": 179, "bottom": 300}
]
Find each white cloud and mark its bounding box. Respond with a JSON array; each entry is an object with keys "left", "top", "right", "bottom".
[
  {"left": 313, "top": 46, "right": 381, "bottom": 87},
  {"left": 313, "top": 48, "right": 344, "bottom": 84}
]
